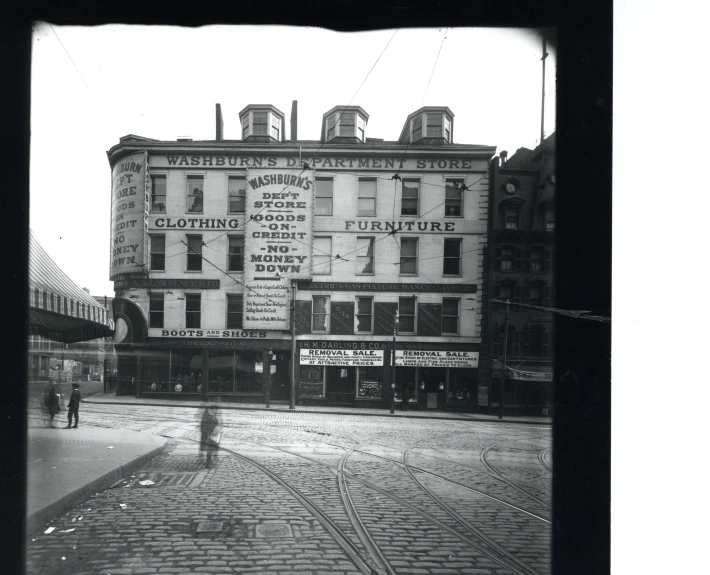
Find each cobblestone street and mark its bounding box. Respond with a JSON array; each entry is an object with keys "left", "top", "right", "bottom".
[{"left": 26, "top": 404, "right": 552, "bottom": 575}]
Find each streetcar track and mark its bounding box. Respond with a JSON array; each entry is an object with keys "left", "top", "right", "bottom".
[
  {"left": 538, "top": 448, "right": 552, "bottom": 472},
  {"left": 481, "top": 445, "right": 551, "bottom": 511}
]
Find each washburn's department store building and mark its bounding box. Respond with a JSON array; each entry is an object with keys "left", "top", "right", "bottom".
[{"left": 107, "top": 102, "right": 495, "bottom": 411}]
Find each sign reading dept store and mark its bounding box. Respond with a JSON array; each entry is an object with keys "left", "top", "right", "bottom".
[
  {"left": 243, "top": 169, "right": 314, "bottom": 330},
  {"left": 395, "top": 350, "right": 479, "bottom": 368}
]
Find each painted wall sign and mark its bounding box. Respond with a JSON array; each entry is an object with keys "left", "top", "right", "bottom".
[
  {"left": 298, "top": 282, "right": 477, "bottom": 293},
  {"left": 395, "top": 350, "right": 479, "bottom": 368},
  {"left": 418, "top": 303, "right": 442, "bottom": 337},
  {"left": 144, "top": 338, "right": 291, "bottom": 350},
  {"left": 300, "top": 348, "right": 384, "bottom": 367},
  {"left": 298, "top": 340, "right": 383, "bottom": 350},
  {"left": 331, "top": 302, "right": 355, "bottom": 335},
  {"left": 151, "top": 217, "right": 242, "bottom": 230},
  {"left": 110, "top": 152, "right": 148, "bottom": 279},
  {"left": 343, "top": 220, "right": 458, "bottom": 233},
  {"left": 243, "top": 169, "right": 315, "bottom": 330},
  {"left": 148, "top": 328, "right": 288, "bottom": 339},
  {"left": 150, "top": 155, "right": 480, "bottom": 172},
  {"left": 114, "top": 277, "right": 220, "bottom": 289}
]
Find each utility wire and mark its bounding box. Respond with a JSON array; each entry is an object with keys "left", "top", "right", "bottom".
[{"left": 422, "top": 28, "right": 449, "bottom": 105}]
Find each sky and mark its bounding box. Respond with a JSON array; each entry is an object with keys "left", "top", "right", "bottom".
[{"left": 30, "top": 24, "right": 556, "bottom": 298}]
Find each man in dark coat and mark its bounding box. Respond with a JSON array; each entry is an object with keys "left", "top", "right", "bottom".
[
  {"left": 45, "top": 385, "right": 60, "bottom": 428},
  {"left": 65, "top": 383, "right": 81, "bottom": 428},
  {"left": 199, "top": 406, "right": 220, "bottom": 468}
]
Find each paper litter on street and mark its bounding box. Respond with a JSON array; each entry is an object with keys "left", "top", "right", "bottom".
[
  {"left": 44, "top": 527, "right": 55, "bottom": 534},
  {"left": 59, "top": 528, "right": 75, "bottom": 533},
  {"left": 119, "top": 504, "right": 127, "bottom": 509},
  {"left": 107, "top": 446, "right": 114, "bottom": 449},
  {"left": 138, "top": 480, "right": 155, "bottom": 486}
]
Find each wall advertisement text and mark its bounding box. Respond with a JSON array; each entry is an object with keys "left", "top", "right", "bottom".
[
  {"left": 395, "top": 350, "right": 479, "bottom": 368},
  {"left": 300, "top": 348, "right": 384, "bottom": 367}
]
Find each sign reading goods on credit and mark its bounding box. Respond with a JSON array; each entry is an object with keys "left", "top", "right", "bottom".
[
  {"left": 243, "top": 169, "right": 314, "bottom": 331},
  {"left": 110, "top": 152, "right": 148, "bottom": 279}
]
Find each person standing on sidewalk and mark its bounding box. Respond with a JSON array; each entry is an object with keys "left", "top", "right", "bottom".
[
  {"left": 46, "top": 385, "right": 60, "bottom": 428},
  {"left": 65, "top": 383, "right": 81, "bottom": 428}
]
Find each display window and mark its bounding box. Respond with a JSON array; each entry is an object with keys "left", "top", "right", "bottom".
[
  {"left": 299, "top": 365, "right": 325, "bottom": 398},
  {"left": 447, "top": 368, "right": 476, "bottom": 403},
  {"left": 394, "top": 366, "right": 417, "bottom": 402},
  {"left": 356, "top": 366, "right": 382, "bottom": 399}
]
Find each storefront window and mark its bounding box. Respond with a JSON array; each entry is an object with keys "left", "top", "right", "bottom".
[
  {"left": 448, "top": 369, "right": 476, "bottom": 403},
  {"left": 394, "top": 366, "right": 416, "bottom": 402},
  {"left": 356, "top": 367, "right": 382, "bottom": 399},
  {"left": 299, "top": 365, "right": 325, "bottom": 397}
]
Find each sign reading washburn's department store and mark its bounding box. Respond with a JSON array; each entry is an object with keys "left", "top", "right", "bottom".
[
  {"left": 297, "top": 282, "right": 477, "bottom": 293},
  {"left": 243, "top": 169, "right": 314, "bottom": 330}
]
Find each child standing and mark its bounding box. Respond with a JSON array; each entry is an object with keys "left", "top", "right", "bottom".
[{"left": 65, "top": 383, "right": 81, "bottom": 428}]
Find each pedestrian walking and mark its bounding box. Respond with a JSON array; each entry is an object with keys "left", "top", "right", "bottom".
[
  {"left": 65, "top": 383, "right": 81, "bottom": 428},
  {"left": 45, "top": 385, "right": 60, "bottom": 428},
  {"left": 199, "top": 406, "right": 220, "bottom": 468}
]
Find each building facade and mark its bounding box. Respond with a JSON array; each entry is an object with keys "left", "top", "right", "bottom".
[
  {"left": 107, "top": 103, "right": 495, "bottom": 411},
  {"left": 480, "top": 133, "right": 556, "bottom": 416}
]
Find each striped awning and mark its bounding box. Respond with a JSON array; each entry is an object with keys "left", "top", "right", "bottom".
[{"left": 29, "top": 230, "right": 114, "bottom": 343}]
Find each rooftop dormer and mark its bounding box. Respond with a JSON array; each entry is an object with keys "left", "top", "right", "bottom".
[
  {"left": 321, "top": 105, "right": 369, "bottom": 144},
  {"left": 398, "top": 106, "right": 454, "bottom": 145},
  {"left": 239, "top": 104, "right": 285, "bottom": 143}
]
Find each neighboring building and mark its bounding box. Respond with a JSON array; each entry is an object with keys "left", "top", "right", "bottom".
[
  {"left": 480, "top": 133, "right": 556, "bottom": 416},
  {"left": 28, "top": 230, "right": 113, "bottom": 382},
  {"left": 106, "top": 102, "right": 495, "bottom": 410}
]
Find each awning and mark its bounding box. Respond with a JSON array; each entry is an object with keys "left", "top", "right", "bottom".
[{"left": 29, "top": 230, "right": 114, "bottom": 343}]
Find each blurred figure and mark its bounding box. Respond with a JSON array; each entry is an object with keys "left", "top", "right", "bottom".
[
  {"left": 45, "top": 385, "right": 60, "bottom": 428},
  {"left": 65, "top": 383, "right": 81, "bottom": 428},
  {"left": 200, "top": 406, "right": 220, "bottom": 468}
]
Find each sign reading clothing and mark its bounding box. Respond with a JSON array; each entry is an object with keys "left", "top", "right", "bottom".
[
  {"left": 300, "top": 349, "right": 384, "bottom": 367},
  {"left": 395, "top": 350, "right": 479, "bottom": 368},
  {"left": 110, "top": 152, "right": 148, "bottom": 279},
  {"left": 243, "top": 169, "right": 314, "bottom": 330}
]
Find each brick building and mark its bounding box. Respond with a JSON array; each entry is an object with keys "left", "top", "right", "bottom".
[
  {"left": 480, "top": 133, "right": 556, "bottom": 415},
  {"left": 107, "top": 102, "right": 495, "bottom": 410}
]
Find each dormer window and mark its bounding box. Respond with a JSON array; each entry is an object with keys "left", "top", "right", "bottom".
[
  {"left": 239, "top": 105, "right": 285, "bottom": 143},
  {"left": 399, "top": 107, "right": 454, "bottom": 144},
  {"left": 322, "top": 106, "right": 369, "bottom": 143}
]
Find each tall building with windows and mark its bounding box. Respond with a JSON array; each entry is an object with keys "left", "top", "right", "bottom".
[
  {"left": 107, "top": 102, "right": 495, "bottom": 410},
  {"left": 480, "top": 133, "right": 556, "bottom": 416}
]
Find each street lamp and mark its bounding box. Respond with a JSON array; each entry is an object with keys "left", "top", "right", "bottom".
[{"left": 390, "top": 310, "right": 399, "bottom": 414}]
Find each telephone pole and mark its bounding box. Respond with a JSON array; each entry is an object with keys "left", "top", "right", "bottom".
[
  {"left": 390, "top": 310, "right": 399, "bottom": 414},
  {"left": 500, "top": 300, "right": 510, "bottom": 419},
  {"left": 289, "top": 281, "right": 297, "bottom": 410},
  {"left": 541, "top": 37, "right": 549, "bottom": 146}
]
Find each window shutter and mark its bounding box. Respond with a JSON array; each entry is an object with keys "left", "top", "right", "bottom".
[
  {"left": 523, "top": 250, "right": 531, "bottom": 272},
  {"left": 542, "top": 332, "right": 549, "bottom": 358},
  {"left": 544, "top": 287, "right": 551, "bottom": 308},
  {"left": 494, "top": 247, "right": 502, "bottom": 270},
  {"left": 522, "top": 330, "right": 529, "bottom": 357},
  {"left": 543, "top": 249, "right": 552, "bottom": 271},
  {"left": 514, "top": 248, "right": 522, "bottom": 271}
]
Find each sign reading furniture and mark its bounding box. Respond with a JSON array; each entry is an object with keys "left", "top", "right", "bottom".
[{"left": 243, "top": 169, "right": 315, "bottom": 330}]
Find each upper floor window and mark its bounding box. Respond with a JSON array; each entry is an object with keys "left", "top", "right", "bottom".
[
  {"left": 187, "top": 176, "right": 204, "bottom": 213},
  {"left": 412, "top": 115, "right": 423, "bottom": 141},
  {"left": 312, "top": 296, "right": 330, "bottom": 333},
  {"left": 315, "top": 178, "right": 333, "bottom": 215},
  {"left": 400, "top": 238, "right": 418, "bottom": 275},
  {"left": 150, "top": 234, "right": 165, "bottom": 271},
  {"left": 528, "top": 247, "right": 543, "bottom": 272},
  {"left": 505, "top": 208, "right": 519, "bottom": 230},
  {"left": 185, "top": 294, "right": 201, "bottom": 328},
  {"left": 151, "top": 175, "right": 166, "bottom": 213},
  {"left": 355, "top": 296, "right": 373, "bottom": 333},
  {"left": 445, "top": 180, "right": 463, "bottom": 217},
  {"left": 186, "top": 235, "right": 202, "bottom": 271},
  {"left": 523, "top": 325, "right": 550, "bottom": 358},
  {"left": 313, "top": 237, "right": 332, "bottom": 275},
  {"left": 270, "top": 115, "right": 281, "bottom": 140},
  {"left": 496, "top": 246, "right": 521, "bottom": 271},
  {"left": 545, "top": 207, "right": 555, "bottom": 231},
  {"left": 427, "top": 114, "right": 442, "bottom": 138},
  {"left": 228, "top": 236, "right": 244, "bottom": 272},
  {"left": 253, "top": 112, "right": 268, "bottom": 135},
  {"left": 357, "top": 116, "right": 365, "bottom": 140},
  {"left": 444, "top": 116, "right": 451, "bottom": 141},
  {"left": 149, "top": 293, "right": 164, "bottom": 328},
  {"left": 226, "top": 294, "right": 243, "bottom": 329},
  {"left": 326, "top": 115, "right": 336, "bottom": 139},
  {"left": 339, "top": 112, "right": 356, "bottom": 137},
  {"left": 356, "top": 237, "right": 375, "bottom": 274},
  {"left": 324, "top": 108, "right": 368, "bottom": 142},
  {"left": 398, "top": 297, "right": 416, "bottom": 333},
  {"left": 401, "top": 180, "right": 419, "bottom": 216},
  {"left": 241, "top": 115, "right": 250, "bottom": 138},
  {"left": 228, "top": 177, "right": 246, "bottom": 213},
  {"left": 441, "top": 298, "right": 459, "bottom": 335},
  {"left": 358, "top": 179, "right": 377, "bottom": 216},
  {"left": 443, "top": 238, "right": 462, "bottom": 276}
]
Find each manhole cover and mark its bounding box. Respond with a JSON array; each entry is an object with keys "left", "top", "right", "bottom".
[
  {"left": 196, "top": 521, "right": 224, "bottom": 533},
  {"left": 255, "top": 524, "right": 293, "bottom": 538}
]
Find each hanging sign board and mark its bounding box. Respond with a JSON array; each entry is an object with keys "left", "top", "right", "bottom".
[
  {"left": 243, "top": 169, "right": 314, "bottom": 330},
  {"left": 300, "top": 349, "right": 384, "bottom": 367},
  {"left": 395, "top": 350, "right": 479, "bottom": 368}
]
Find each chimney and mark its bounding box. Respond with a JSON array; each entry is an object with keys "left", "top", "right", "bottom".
[
  {"left": 290, "top": 100, "right": 298, "bottom": 141},
  {"left": 216, "top": 103, "right": 224, "bottom": 141},
  {"left": 500, "top": 150, "right": 508, "bottom": 165}
]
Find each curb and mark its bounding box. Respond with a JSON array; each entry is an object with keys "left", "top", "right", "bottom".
[
  {"left": 26, "top": 442, "right": 167, "bottom": 536},
  {"left": 83, "top": 398, "right": 551, "bottom": 426}
]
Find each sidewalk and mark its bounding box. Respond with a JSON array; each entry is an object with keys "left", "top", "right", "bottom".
[
  {"left": 84, "top": 392, "right": 553, "bottom": 425},
  {"left": 26, "top": 425, "right": 167, "bottom": 536}
]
